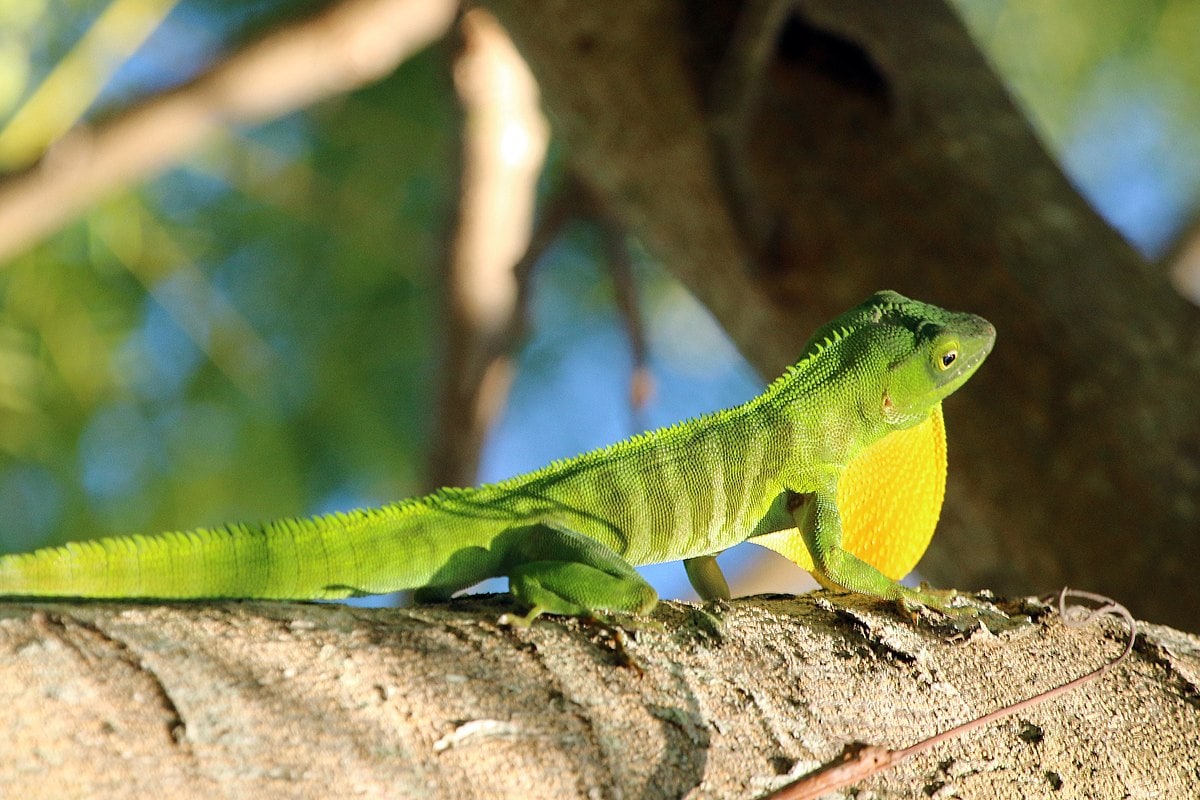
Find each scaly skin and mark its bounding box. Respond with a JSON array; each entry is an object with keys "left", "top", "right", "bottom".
[{"left": 0, "top": 290, "right": 995, "bottom": 622}]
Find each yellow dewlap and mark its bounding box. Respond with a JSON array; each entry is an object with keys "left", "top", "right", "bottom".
[{"left": 756, "top": 403, "right": 947, "bottom": 580}]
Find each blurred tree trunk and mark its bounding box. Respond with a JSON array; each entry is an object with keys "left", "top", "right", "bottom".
[{"left": 480, "top": 0, "right": 1200, "bottom": 632}]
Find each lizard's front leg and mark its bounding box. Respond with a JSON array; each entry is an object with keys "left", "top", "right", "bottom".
[
  {"left": 792, "top": 472, "right": 1004, "bottom": 626},
  {"left": 683, "top": 555, "right": 732, "bottom": 601}
]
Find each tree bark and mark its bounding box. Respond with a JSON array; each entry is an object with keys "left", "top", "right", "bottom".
[
  {"left": 1, "top": 597, "right": 1197, "bottom": 798},
  {"left": 479, "top": 0, "right": 1200, "bottom": 631}
]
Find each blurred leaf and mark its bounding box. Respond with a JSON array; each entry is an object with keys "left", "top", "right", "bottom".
[{"left": 0, "top": 25, "right": 456, "bottom": 550}]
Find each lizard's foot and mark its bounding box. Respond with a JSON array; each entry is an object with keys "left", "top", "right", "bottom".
[
  {"left": 684, "top": 599, "right": 729, "bottom": 642},
  {"left": 579, "top": 616, "right": 647, "bottom": 672},
  {"left": 498, "top": 604, "right": 544, "bottom": 628},
  {"left": 896, "top": 586, "right": 1022, "bottom": 634}
]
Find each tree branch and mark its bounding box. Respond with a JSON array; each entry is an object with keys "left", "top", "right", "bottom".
[
  {"left": 2, "top": 596, "right": 1196, "bottom": 797},
  {"left": 0, "top": 0, "right": 458, "bottom": 265}
]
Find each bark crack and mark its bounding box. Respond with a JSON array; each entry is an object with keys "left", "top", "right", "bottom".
[{"left": 32, "top": 609, "right": 192, "bottom": 750}]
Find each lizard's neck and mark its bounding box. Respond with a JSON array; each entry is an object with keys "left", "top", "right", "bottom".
[{"left": 749, "top": 350, "right": 891, "bottom": 469}]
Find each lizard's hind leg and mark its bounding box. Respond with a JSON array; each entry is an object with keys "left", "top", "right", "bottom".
[{"left": 499, "top": 524, "right": 657, "bottom": 624}]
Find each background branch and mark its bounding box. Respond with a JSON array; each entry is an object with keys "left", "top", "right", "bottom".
[
  {"left": 428, "top": 7, "right": 549, "bottom": 489},
  {"left": 0, "top": 0, "right": 457, "bottom": 266}
]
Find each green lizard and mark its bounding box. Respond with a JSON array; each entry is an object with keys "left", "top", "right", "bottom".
[{"left": 0, "top": 290, "right": 995, "bottom": 624}]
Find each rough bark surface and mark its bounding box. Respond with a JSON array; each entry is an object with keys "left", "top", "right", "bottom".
[
  {"left": 2, "top": 596, "right": 1197, "bottom": 799},
  {"left": 480, "top": 0, "right": 1200, "bottom": 631}
]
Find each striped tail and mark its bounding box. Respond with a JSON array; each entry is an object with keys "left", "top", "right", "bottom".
[
  {"left": 0, "top": 524, "right": 337, "bottom": 599},
  {"left": 0, "top": 507, "right": 443, "bottom": 600}
]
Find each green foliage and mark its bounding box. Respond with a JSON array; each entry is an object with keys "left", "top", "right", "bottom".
[
  {"left": 955, "top": 0, "right": 1200, "bottom": 146},
  {"left": 0, "top": 24, "right": 457, "bottom": 550}
]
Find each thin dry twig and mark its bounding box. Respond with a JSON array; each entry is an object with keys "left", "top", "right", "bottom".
[
  {"left": 434, "top": 163, "right": 660, "bottom": 487},
  {"left": 599, "top": 224, "right": 655, "bottom": 417}
]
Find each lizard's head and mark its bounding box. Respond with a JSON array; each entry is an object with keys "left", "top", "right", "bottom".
[
  {"left": 778, "top": 290, "right": 994, "bottom": 431},
  {"left": 862, "top": 290, "right": 995, "bottom": 429}
]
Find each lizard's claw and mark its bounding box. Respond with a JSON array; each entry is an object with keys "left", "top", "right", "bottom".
[
  {"left": 497, "top": 604, "right": 544, "bottom": 628},
  {"left": 689, "top": 601, "right": 728, "bottom": 642}
]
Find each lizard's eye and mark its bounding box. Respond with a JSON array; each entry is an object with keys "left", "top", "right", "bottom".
[{"left": 936, "top": 349, "right": 958, "bottom": 371}]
